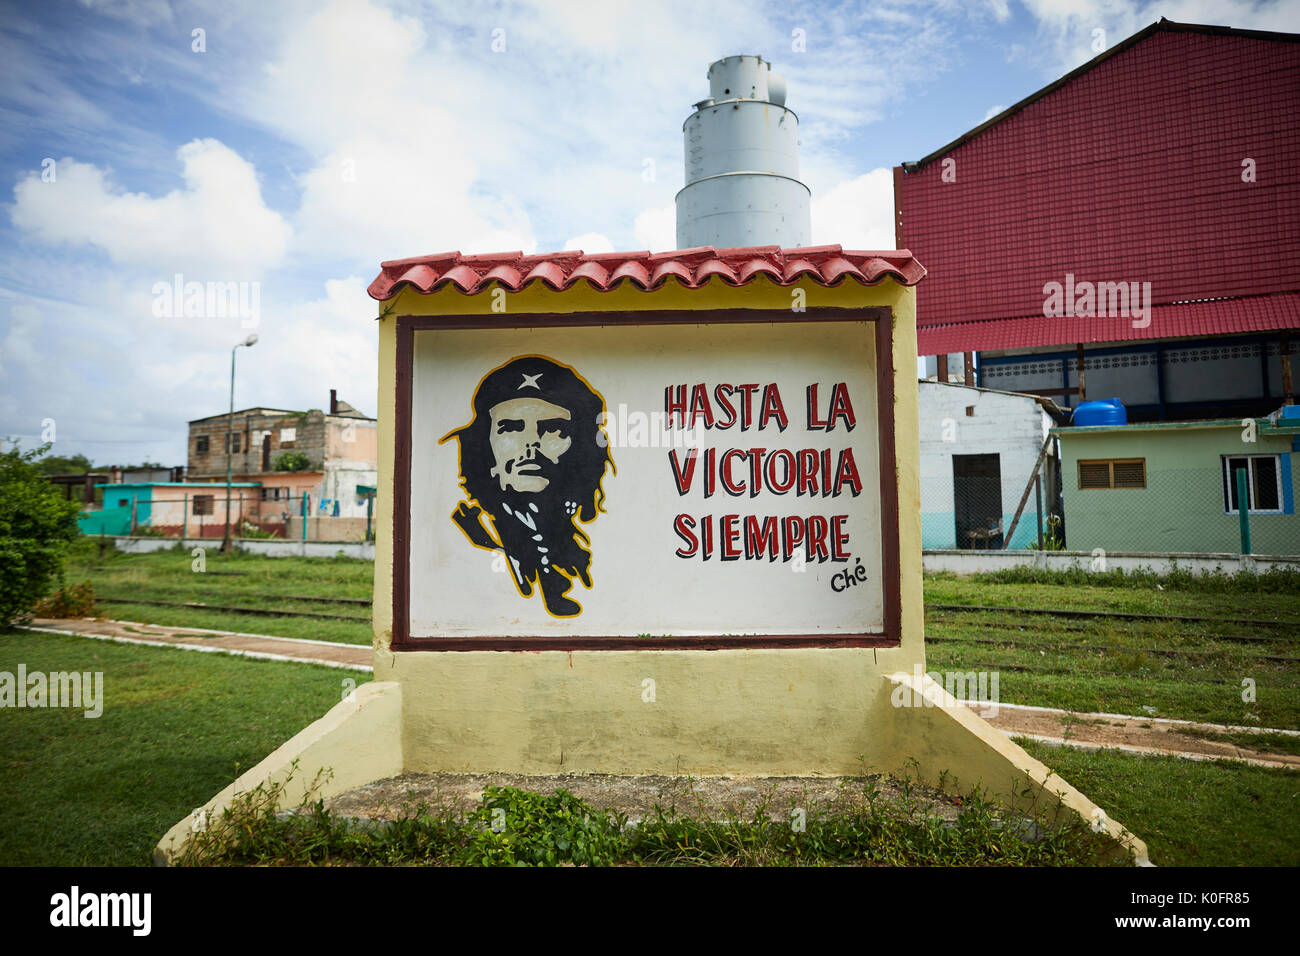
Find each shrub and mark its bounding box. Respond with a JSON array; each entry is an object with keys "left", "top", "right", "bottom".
[
  {"left": 459, "top": 786, "right": 628, "bottom": 866},
  {"left": 31, "top": 581, "right": 97, "bottom": 618},
  {"left": 176, "top": 773, "right": 1125, "bottom": 867},
  {"left": 1024, "top": 514, "right": 1066, "bottom": 551},
  {"left": 972, "top": 563, "right": 1300, "bottom": 593},
  {"left": 273, "top": 452, "right": 311, "bottom": 472},
  {"left": 0, "top": 445, "right": 83, "bottom": 627}
]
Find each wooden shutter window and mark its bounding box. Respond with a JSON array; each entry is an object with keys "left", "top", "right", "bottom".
[
  {"left": 1111, "top": 459, "right": 1146, "bottom": 488},
  {"left": 1078, "top": 458, "right": 1146, "bottom": 490},
  {"left": 1078, "top": 461, "right": 1112, "bottom": 489}
]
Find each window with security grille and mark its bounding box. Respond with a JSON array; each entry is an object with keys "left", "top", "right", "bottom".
[
  {"left": 1077, "top": 458, "right": 1146, "bottom": 490},
  {"left": 1222, "top": 455, "right": 1283, "bottom": 514},
  {"left": 193, "top": 495, "right": 214, "bottom": 515},
  {"left": 195, "top": 435, "right": 209, "bottom": 454}
]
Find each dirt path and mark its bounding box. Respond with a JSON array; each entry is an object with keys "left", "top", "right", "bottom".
[
  {"left": 17, "top": 616, "right": 1297, "bottom": 768},
  {"left": 960, "top": 700, "right": 1299, "bottom": 769},
  {"left": 21, "top": 616, "right": 372, "bottom": 671}
]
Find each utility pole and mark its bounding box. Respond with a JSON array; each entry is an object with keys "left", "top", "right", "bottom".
[{"left": 222, "top": 334, "right": 258, "bottom": 553}]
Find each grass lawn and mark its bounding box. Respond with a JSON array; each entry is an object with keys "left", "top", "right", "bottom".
[
  {"left": 61, "top": 546, "right": 1300, "bottom": 730},
  {"left": 23, "top": 542, "right": 1296, "bottom": 866},
  {"left": 1, "top": 616, "right": 1294, "bottom": 866},
  {"left": 50, "top": 545, "right": 1300, "bottom": 725},
  {"left": 0, "top": 629, "right": 370, "bottom": 866},
  {"left": 1018, "top": 739, "right": 1300, "bottom": 867},
  {"left": 924, "top": 569, "right": 1300, "bottom": 729},
  {"left": 62, "top": 539, "right": 373, "bottom": 645}
]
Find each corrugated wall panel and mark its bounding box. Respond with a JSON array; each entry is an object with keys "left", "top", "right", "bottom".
[{"left": 898, "top": 28, "right": 1300, "bottom": 343}]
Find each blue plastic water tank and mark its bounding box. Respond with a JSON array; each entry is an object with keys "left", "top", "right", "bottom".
[{"left": 1073, "top": 398, "right": 1127, "bottom": 426}]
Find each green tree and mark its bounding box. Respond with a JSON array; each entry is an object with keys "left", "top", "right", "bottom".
[
  {"left": 0, "top": 444, "right": 83, "bottom": 627},
  {"left": 273, "top": 451, "right": 311, "bottom": 472},
  {"left": 34, "top": 452, "right": 95, "bottom": 476}
]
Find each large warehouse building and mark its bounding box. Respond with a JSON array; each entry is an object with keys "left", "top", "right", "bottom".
[{"left": 894, "top": 19, "right": 1299, "bottom": 423}]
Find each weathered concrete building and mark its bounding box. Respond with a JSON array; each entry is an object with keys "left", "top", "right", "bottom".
[
  {"left": 186, "top": 390, "right": 378, "bottom": 529},
  {"left": 918, "top": 380, "right": 1063, "bottom": 550},
  {"left": 77, "top": 482, "right": 261, "bottom": 537}
]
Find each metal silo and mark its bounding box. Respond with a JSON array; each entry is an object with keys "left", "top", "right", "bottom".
[{"left": 676, "top": 54, "right": 811, "bottom": 249}]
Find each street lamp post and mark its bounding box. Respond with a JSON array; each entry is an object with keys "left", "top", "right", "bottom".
[{"left": 222, "top": 333, "right": 258, "bottom": 553}]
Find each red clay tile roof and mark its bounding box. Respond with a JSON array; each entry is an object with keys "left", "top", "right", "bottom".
[
  {"left": 367, "top": 245, "right": 926, "bottom": 300},
  {"left": 917, "top": 293, "right": 1300, "bottom": 356}
]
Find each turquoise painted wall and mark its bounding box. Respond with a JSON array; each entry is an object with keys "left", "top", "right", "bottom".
[
  {"left": 77, "top": 486, "right": 146, "bottom": 535},
  {"left": 77, "top": 483, "right": 265, "bottom": 536},
  {"left": 77, "top": 507, "right": 131, "bottom": 535},
  {"left": 1057, "top": 424, "right": 1299, "bottom": 555},
  {"left": 921, "top": 511, "right": 1041, "bottom": 550}
]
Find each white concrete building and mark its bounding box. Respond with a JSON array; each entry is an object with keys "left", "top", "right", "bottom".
[{"left": 917, "top": 380, "right": 1063, "bottom": 549}]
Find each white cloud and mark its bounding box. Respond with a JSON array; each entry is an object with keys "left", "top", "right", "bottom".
[
  {"left": 9, "top": 139, "right": 291, "bottom": 277},
  {"left": 0, "top": 0, "right": 1049, "bottom": 467},
  {"left": 235, "top": 0, "right": 977, "bottom": 260},
  {"left": 291, "top": 137, "right": 537, "bottom": 266},
  {"left": 0, "top": 270, "right": 379, "bottom": 467},
  {"left": 1019, "top": 0, "right": 1300, "bottom": 73},
  {"left": 811, "top": 169, "right": 896, "bottom": 250},
  {"left": 244, "top": 0, "right": 537, "bottom": 267},
  {"left": 76, "top": 0, "right": 175, "bottom": 27},
  {"left": 0, "top": 303, "right": 42, "bottom": 385},
  {"left": 634, "top": 205, "right": 676, "bottom": 252},
  {"left": 269, "top": 277, "right": 379, "bottom": 417},
  {"left": 563, "top": 233, "right": 615, "bottom": 254},
  {"left": 984, "top": 103, "right": 1007, "bottom": 120}
]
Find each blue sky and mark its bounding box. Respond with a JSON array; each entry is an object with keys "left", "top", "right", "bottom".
[{"left": 3, "top": 0, "right": 1297, "bottom": 468}]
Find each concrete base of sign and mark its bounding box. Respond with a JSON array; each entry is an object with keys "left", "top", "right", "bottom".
[
  {"left": 154, "top": 669, "right": 1147, "bottom": 865},
  {"left": 154, "top": 274, "right": 1145, "bottom": 865},
  {"left": 153, "top": 680, "right": 403, "bottom": 865},
  {"left": 884, "top": 670, "right": 1149, "bottom": 864}
]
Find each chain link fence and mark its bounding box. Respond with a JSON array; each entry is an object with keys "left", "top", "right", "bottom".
[
  {"left": 76, "top": 490, "right": 376, "bottom": 542},
  {"left": 923, "top": 452, "right": 1300, "bottom": 557},
  {"left": 921, "top": 467, "right": 1055, "bottom": 553}
]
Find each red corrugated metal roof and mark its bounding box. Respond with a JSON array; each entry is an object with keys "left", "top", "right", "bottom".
[
  {"left": 917, "top": 293, "right": 1300, "bottom": 355},
  {"left": 895, "top": 21, "right": 1300, "bottom": 344},
  {"left": 368, "top": 245, "right": 926, "bottom": 300}
]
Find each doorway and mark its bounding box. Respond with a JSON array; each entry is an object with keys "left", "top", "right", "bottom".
[{"left": 953, "top": 453, "right": 1003, "bottom": 549}]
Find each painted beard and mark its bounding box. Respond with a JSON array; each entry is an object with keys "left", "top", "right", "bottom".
[{"left": 493, "top": 491, "right": 592, "bottom": 617}]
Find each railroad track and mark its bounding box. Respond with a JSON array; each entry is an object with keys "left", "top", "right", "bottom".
[
  {"left": 94, "top": 597, "right": 369, "bottom": 623},
  {"left": 929, "top": 620, "right": 1288, "bottom": 647},
  {"left": 943, "top": 660, "right": 1290, "bottom": 686},
  {"left": 927, "top": 603, "right": 1300, "bottom": 630},
  {"left": 280, "top": 595, "right": 371, "bottom": 605},
  {"left": 926, "top": 633, "right": 1300, "bottom": 665},
  {"left": 94, "top": 588, "right": 371, "bottom": 606},
  {"left": 76, "top": 591, "right": 1300, "bottom": 660},
  {"left": 92, "top": 595, "right": 1291, "bottom": 620}
]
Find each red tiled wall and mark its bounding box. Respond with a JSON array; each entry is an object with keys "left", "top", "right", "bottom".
[{"left": 897, "top": 30, "right": 1300, "bottom": 330}]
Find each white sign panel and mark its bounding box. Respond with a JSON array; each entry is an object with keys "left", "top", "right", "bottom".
[{"left": 403, "top": 316, "right": 890, "bottom": 643}]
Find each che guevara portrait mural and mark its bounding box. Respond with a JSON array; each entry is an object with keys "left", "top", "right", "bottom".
[{"left": 439, "top": 355, "right": 614, "bottom": 618}]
